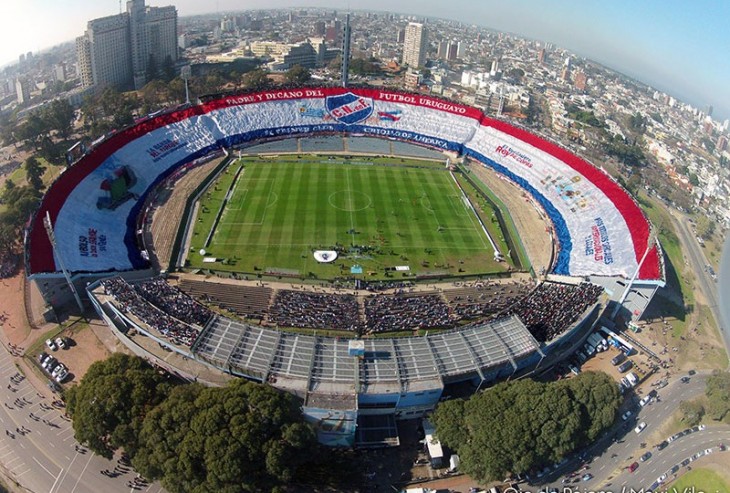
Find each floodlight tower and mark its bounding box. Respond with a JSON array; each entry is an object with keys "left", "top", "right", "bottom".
[
  {"left": 611, "top": 231, "right": 656, "bottom": 321},
  {"left": 181, "top": 65, "right": 192, "bottom": 105},
  {"left": 43, "top": 211, "right": 84, "bottom": 314},
  {"left": 341, "top": 13, "right": 351, "bottom": 88}
]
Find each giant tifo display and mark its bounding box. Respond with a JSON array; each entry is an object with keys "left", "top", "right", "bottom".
[{"left": 26, "top": 87, "right": 662, "bottom": 281}]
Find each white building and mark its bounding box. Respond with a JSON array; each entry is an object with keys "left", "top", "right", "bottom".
[
  {"left": 76, "top": 0, "right": 178, "bottom": 90},
  {"left": 402, "top": 22, "right": 427, "bottom": 68}
]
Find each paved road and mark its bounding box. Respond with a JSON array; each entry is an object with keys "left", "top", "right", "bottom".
[
  {"left": 0, "top": 346, "right": 164, "bottom": 493},
  {"left": 538, "top": 372, "right": 710, "bottom": 491},
  {"left": 671, "top": 212, "right": 729, "bottom": 363},
  {"left": 606, "top": 425, "right": 729, "bottom": 491}
]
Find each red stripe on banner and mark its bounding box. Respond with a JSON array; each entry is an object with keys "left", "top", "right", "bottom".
[
  {"left": 482, "top": 117, "right": 660, "bottom": 280},
  {"left": 27, "top": 89, "right": 660, "bottom": 281}
]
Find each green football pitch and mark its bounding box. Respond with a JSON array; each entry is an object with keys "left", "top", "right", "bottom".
[{"left": 186, "top": 156, "right": 511, "bottom": 280}]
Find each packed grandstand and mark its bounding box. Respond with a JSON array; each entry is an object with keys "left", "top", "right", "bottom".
[{"left": 25, "top": 86, "right": 665, "bottom": 446}]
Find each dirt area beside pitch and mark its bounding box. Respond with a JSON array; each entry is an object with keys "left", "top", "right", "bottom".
[{"left": 469, "top": 163, "right": 553, "bottom": 275}]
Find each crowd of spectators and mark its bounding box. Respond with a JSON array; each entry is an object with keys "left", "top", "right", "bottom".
[
  {"left": 507, "top": 282, "right": 604, "bottom": 342},
  {"left": 101, "top": 277, "right": 203, "bottom": 347},
  {"left": 269, "top": 289, "right": 361, "bottom": 332},
  {"left": 364, "top": 294, "right": 455, "bottom": 333},
  {"left": 134, "top": 278, "right": 213, "bottom": 327}
]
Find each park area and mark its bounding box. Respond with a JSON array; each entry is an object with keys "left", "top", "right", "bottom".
[{"left": 185, "top": 156, "right": 513, "bottom": 280}]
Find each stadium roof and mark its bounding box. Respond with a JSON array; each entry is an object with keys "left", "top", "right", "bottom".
[{"left": 193, "top": 314, "right": 540, "bottom": 400}]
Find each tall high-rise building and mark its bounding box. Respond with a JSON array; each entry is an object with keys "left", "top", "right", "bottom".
[
  {"left": 574, "top": 71, "right": 587, "bottom": 92},
  {"left": 341, "top": 14, "right": 351, "bottom": 88},
  {"left": 76, "top": 0, "right": 177, "bottom": 90},
  {"left": 402, "top": 22, "right": 427, "bottom": 68},
  {"left": 15, "top": 78, "right": 30, "bottom": 104}
]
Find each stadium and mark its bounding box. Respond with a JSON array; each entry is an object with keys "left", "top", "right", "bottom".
[{"left": 25, "top": 87, "right": 665, "bottom": 447}]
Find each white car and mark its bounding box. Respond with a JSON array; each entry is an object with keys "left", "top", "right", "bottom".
[
  {"left": 51, "top": 363, "right": 66, "bottom": 378},
  {"left": 45, "top": 339, "right": 57, "bottom": 351},
  {"left": 698, "top": 424, "right": 706, "bottom": 431},
  {"left": 639, "top": 395, "right": 653, "bottom": 407},
  {"left": 55, "top": 337, "right": 66, "bottom": 350},
  {"left": 634, "top": 422, "right": 647, "bottom": 434},
  {"left": 54, "top": 367, "right": 68, "bottom": 383}
]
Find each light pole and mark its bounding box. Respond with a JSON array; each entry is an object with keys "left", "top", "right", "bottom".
[
  {"left": 181, "top": 65, "right": 191, "bottom": 105},
  {"left": 611, "top": 230, "right": 656, "bottom": 321}
]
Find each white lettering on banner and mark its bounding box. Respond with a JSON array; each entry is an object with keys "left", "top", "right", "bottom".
[
  {"left": 377, "top": 92, "right": 467, "bottom": 114},
  {"left": 417, "top": 98, "right": 467, "bottom": 114},
  {"left": 360, "top": 127, "right": 449, "bottom": 149},
  {"left": 494, "top": 144, "right": 533, "bottom": 167},
  {"left": 378, "top": 92, "right": 417, "bottom": 104},
  {"left": 225, "top": 89, "right": 325, "bottom": 106}
]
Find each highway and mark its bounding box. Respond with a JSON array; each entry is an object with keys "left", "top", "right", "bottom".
[
  {"left": 0, "top": 346, "right": 164, "bottom": 493},
  {"left": 670, "top": 211, "right": 729, "bottom": 363},
  {"left": 539, "top": 372, "right": 716, "bottom": 492}
]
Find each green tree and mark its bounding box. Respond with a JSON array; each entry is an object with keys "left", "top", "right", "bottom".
[
  {"left": 133, "top": 378, "right": 316, "bottom": 493},
  {"left": 242, "top": 68, "right": 271, "bottom": 91},
  {"left": 434, "top": 372, "right": 622, "bottom": 483},
  {"left": 285, "top": 65, "right": 311, "bottom": 85},
  {"left": 24, "top": 156, "right": 45, "bottom": 191},
  {"left": 65, "top": 354, "right": 175, "bottom": 459},
  {"left": 43, "top": 99, "right": 75, "bottom": 139},
  {"left": 679, "top": 400, "right": 705, "bottom": 427},
  {"left": 705, "top": 371, "right": 730, "bottom": 422},
  {"left": 695, "top": 215, "right": 715, "bottom": 240}
]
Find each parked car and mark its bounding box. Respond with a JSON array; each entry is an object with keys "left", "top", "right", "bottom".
[
  {"left": 628, "top": 462, "right": 639, "bottom": 473},
  {"left": 51, "top": 363, "right": 66, "bottom": 379},
  {"left": 634, "top": 422, "right": 647, "bottom": 434},
  {"left": 640, "top": 451, "right": 652, "bottom": 462},
  {"left": 618, "top": 360, "right": 633, "bottom": 373},
  {"left": 38, "top": 352, "right": 50, "bottom": 365},
  {"left": 621, "top": 410, "right": 633, "bottom": 421},
  {"left": 611, "top": 353, "right": 626, "bottom": 366},
  {"left": 639, "top": 395, "right": 653, "bottom": 407},
  {"left": 55, "top": 337, "right": 66, "bottom": 350},
  {"left": 42, "top": 356, "right": 57, "bottom": 371},
  {"left": 54, "top": 367, "right": 68, "bottom": 383},
  {"left": 45, "top": 339, "right": 57, "bottom": 351}
]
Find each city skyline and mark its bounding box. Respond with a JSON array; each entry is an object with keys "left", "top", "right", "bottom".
[{"left": 1, "top": 0, "right": 728, "bottom": 119}]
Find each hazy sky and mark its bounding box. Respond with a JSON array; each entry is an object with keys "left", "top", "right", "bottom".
[{"left": 2, "top": 0, "right": 728, "bottom": 119}]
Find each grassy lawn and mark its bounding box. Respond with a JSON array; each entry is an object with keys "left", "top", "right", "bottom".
[
  {"left": 668, "top": 468, "right": 730, "bottom": 493},
  {"left": 187, "top": 157, "right": 510, "bottom": 280},
  {"left": 637, "top": 191, "right": 692, "bottom": 334}
]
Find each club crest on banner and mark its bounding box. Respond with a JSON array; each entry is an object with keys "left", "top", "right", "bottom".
[{"left": 325, "top": 92, "right": 374, "bottom": 124}]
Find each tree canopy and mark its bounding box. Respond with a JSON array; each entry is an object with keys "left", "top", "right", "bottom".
[
  {"left": 285, "top": 65, "right": 311, "bottom": 85},
  {"left": 132, "top": 378, "right": 316, "bottom": 493},
  {"left": 243, "top": 68, "right": 271, "bottom": 91},
  {"left": 65, "top": 353, "right": 174, "bottom": 459},
  {"left": 64, "top": 354, "right": 322, "bottom": 492},
  {"left": 432, "top": 371, "right": 622, "bottom": 483},
  {"left": 705, "top": 371, "right": 730, "bottom": 423}
]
